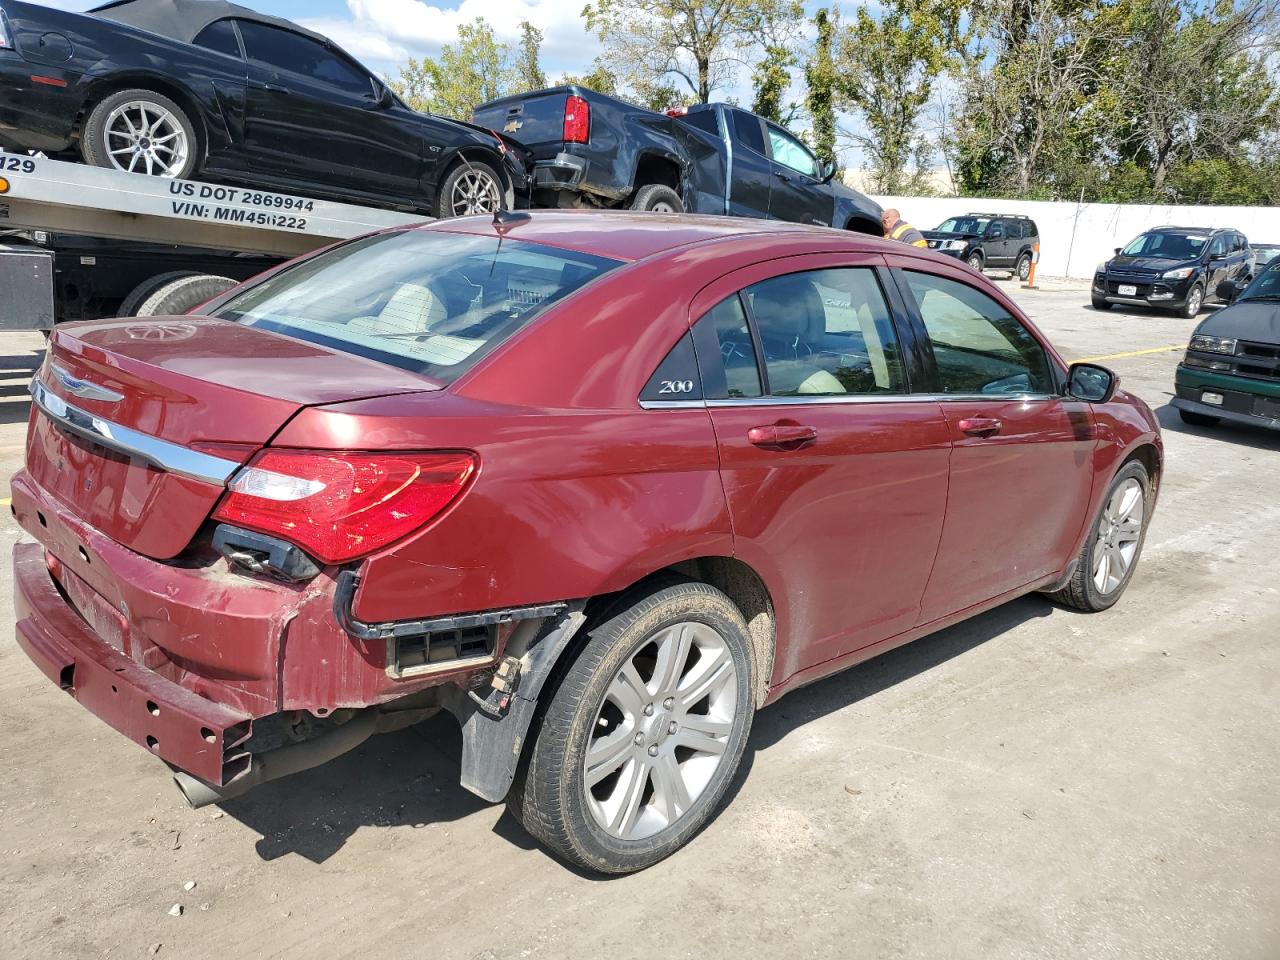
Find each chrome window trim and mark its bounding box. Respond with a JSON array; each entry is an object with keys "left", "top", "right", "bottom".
[
  {"left": 30, "top": 379, "right": 240, "bottom": 486},
  {"left": 640, "top": 392, "right": 1060, "bottom": 410}
]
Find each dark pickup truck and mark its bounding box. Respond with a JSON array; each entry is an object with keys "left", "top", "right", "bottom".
[{"left": 473, "top": 87, "right": 881, "bottom": 233}]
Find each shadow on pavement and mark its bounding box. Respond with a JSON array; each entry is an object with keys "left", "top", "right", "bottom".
[{"left": 1154, "top": 401, "right": 1280, "bottom": 451}]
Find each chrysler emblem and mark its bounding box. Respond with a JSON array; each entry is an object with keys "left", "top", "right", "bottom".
[{"left": 49, "top": 363, "right": 124, "bottom": 403}]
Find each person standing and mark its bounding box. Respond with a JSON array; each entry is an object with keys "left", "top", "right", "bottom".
[{"left": 881, "top": 208, "right": 928, "bottom": 247}]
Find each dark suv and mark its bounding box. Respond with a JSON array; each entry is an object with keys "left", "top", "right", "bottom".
[
  {"left": 923, "top": 213, "right": 1039, "bottom": 279},
  {"left": 1093, "top": 227, "right": 1252, "bottom": 318}
]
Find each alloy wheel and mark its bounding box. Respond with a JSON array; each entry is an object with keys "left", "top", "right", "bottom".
[
  {"left": 451, "top": 169, "right": 502, "bottom": 215},
  {"left": 1185, "top": 286, "right": 1203, "bottom": 316},
  {"left": 103, "top": 101, "right": 190, "bottom": 178},
  {"left": 1092, "top": 477, "right": 1144, "bottom": 595},
  {"left": 584, "top": 620, "right": 737, "bottom": 841}
]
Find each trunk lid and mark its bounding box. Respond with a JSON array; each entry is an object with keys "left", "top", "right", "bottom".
[
  {"left": 473, "top": 87, "right": 575, "bottom": 159},
  {"left": 28, "top": 316, "right": 439, "bottom": 559}
]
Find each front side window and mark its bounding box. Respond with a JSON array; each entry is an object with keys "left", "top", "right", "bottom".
[
  {"left": 987, "top": 222, "right": 1005, "bottom": 239},
  {"left": 1208, "top": 234, "right": 1229, "bottom": 257},
  {"left": 192, "top": 20, "right": 242, "bottom": 59},
  {"left": 766, "top": 126, "right": 817, "bottom": 177},
  {"left": 237, "top": 21, "right": 372, "bottom": 96},
  {"left": 212, "top": 231, "right": 621, "bottom": 383},
  {"left": 745, "top": 269, "right": 905, "bottom": 396},
  {"left": 903, "top": 271, "right": 1052, "bottom": 395}
]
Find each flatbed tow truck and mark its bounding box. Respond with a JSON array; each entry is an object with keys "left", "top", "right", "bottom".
[{"left": 0, "top": 153, "right": 426, "bottom": 328}]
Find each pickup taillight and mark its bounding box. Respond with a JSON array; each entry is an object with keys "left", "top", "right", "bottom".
[{"left": 564, "top": 95, "right": 589, "bottom": 144}]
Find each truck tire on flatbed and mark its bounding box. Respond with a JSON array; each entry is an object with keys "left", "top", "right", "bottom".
[
  {"left": 81, "top": 89, "right": 198, "bottom": 180},
  {"left": 630, "top": 184, "right": 684, "bottom": 213},
  {"left": 133, "top": 274, "right": 236, "bottom": 317},
  {"left": 117, "top": 271, "right": 198, "bottom": 318}
]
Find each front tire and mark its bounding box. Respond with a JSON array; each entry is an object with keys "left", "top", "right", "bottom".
[
  {"left": 967, "top": 252, "right": 984, "bottom": 272},
  {"left": 1092, "top": 296, "right": 1112, "bottom": 311},
  {"left": 1047, "top": 459, "right": 1152, "bottom": 612},
  {"left": 630, "top": 184, "right": 684, "bottom": 213},
  {"left": 81, "top": 89, "right": 197, "bottom": 179},
  {"left": 1180, "top": 284, "right": 1204, "bottom": 319},
  {"left": 509, "top": 580, "right": 755, "bottom": 874}
]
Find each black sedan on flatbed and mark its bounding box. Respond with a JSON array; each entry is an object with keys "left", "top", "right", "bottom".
[{"left": 0, "top": 0, "right": 527, "bottom": 216}]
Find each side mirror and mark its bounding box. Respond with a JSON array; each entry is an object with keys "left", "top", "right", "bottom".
[
  {"left": 1066, "top": 363, "right": 1118, "bottom": 403},
  {"left": 1114, "top": 247, "right": 1122, "bottom": 256},
  {"left": 819, "top": 160, "right": 836, "bottom": 183},
  {"left": 1217, "top": 279, "right": 1241, "bottom": 303},
  {"left": 367, "top": 83, "right": 394, "bottom": 109}
]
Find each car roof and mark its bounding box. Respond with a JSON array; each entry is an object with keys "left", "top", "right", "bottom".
[
  {"left": 421, "top": 211, "right": 873, "bottom": 263},
  {"left": 91, "top": 0, "right": 329, "bottom": 47},
  {"left": 1151, "top": 225, "right": 1229, "bottom": 234}
]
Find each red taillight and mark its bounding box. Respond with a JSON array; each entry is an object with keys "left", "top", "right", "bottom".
[
  {"left": 564, "top": 95, "right": 590, "bottom": 144},
  {"left": 213, "top": 450, "right": 477, "bottom": 565}
]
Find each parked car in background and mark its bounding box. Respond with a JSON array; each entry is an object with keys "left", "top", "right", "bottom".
[
  {"left": 472, "top": 88, "right": 882, "bottom": 232},
  {"left": 1173, "top": 255, "right": 1280, "bottom": 432},
  {"left": 1251, "top": 242, "right": 1280, "bottom": 273},
  {"left": 0, "top": 0, "right": 527, "bottom": 216},
  {"left": 923, "top": 213, "right": 1040, "bottom": 280},
  {"left": 13, "top": 211, "right": 1162, "bottom": 874},
  {"left": 1093, "top": 226, "right": 1251, "bottom": 318}
]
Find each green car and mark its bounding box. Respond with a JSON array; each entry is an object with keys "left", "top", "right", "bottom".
[{"left": 1173, "top": 257, "right": 1280, "bottom": 432}]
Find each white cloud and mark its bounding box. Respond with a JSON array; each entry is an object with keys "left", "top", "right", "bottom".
[{"left": 309, "top": 0, "right": 602, "bottom": 76}]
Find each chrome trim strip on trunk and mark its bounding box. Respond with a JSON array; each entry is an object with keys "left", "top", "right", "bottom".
[{"left": 29, "top": 378, "right": 240, "bottom": 485}]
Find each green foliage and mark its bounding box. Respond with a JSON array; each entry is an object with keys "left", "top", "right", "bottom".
[
  {"left": 514, "top": 21, "right": 547, "bottom": 94},
  {"left": 558, "top": 58, "right": 621, "bottom": 97},
  {"left": 805, "top": 8, "right": 838, "bottom": 169},
  {"left": 751, "top": 45, "right": 797, "bottom": 123},
  {"left": 390, "top": 18, "right": 511, "bottom": 119}
]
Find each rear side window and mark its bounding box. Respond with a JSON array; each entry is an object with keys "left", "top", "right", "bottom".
[
  {"left": 732, "top": 112, "right": 766, "bottom": 156},
  {"left": 193, "top": 20, "right": 242, "bottom": 59},
  {"left": 902, "top": 271, "right": 1052, "bottom": 395},
  {"left": 694, "top": 296, "right": 762, "bottom": 399},
  {"left": 238, "top": 21, "right": 372, "bottom": 96},
  {"left": 212, "top": 232, "right": 621, "bottom": 383},
  {"left": 745, "top": 269, "right": 904, "bottom": 396},
  {"left": 679, "top": 110, "right": 721, "bottom": 138}
]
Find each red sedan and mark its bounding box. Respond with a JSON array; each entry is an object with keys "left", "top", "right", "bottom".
[{"left": 12, "top": 212, "right": 1161, "bottom": 873}]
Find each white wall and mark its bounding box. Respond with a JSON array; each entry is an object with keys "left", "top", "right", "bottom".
[{"left": 871, "top": 194, "right": 1280, "bottom": 280}]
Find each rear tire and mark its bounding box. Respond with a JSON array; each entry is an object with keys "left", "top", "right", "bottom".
[
  {"left": 1091, "top": 296, "right": 1112, "bottom": 311},
  {"left": 1179, "top": 409, "right": 1220, "bottom": 427},
  {"left": 435, "top": 159, "right": 505, "bottom": 218},
  {"left": 630, "top": 184, "right": 684, "bottom": 213},
  {"left": 1017, "top": 252, "right": 1032, "bottom": 281},
  {"left": 1047, "top": 459, "right": 1152, "bottom": 613},
  {"left": 133, "top": 274, "right": 235, "bottom": 316},
  {"left": 509, "top": 580, "right": 755, "bottom": 874},
  {"left": 117, "top": 271, "right": 197, "bottom": 317},
  {"left": 81, "top": 89, "right": 197, "bottom": 179}
]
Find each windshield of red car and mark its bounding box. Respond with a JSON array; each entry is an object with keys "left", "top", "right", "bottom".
[{"left": 211, "top": 230, "right": 622, "bottom": 383}]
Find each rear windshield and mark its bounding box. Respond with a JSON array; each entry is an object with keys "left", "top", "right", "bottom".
[{"left": 211, "top": 230, "right": 621, "bottom": 383}]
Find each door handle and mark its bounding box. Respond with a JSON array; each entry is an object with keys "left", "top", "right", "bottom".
[
  {"left": 252, "top": 82, "right": 291, "bottom": 94},
  {"left": 748, "top": 423, "right": 818, "bottom": 450},
  {"left": 774, "top": 171, "right": 792, "bottom": 183},
  {"left": 958, "top": 417, "right": 1002, "bottom": 438}
]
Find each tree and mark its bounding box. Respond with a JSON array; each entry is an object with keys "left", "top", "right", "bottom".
[
  {"left": 752, "top": 44, "right": 796, "bottom": 122},
  {"left": 805, "top": 8, "right": 839, "bottom": 170},
  {"left": 582, "top": 0, "right": 799, "bottom": 103},
  {"left": 559, "top": 58, "right": 621, "bottom": 96},
  {"left": 514, "top": 21, "right": 547, "bottom": 94},
  {"left": 390, "top": 18, "right": 511, "bottom": 119},
  {"left": 836, "top": 0, "right": 958, "bottom": 194}
]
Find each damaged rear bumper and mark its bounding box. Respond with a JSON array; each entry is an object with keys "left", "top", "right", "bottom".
[{"left": 14, "top": 542, "right": 252, "bottom": 785}]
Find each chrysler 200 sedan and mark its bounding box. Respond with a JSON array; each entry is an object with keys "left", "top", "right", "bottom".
[{"left": 12, "top": 212, "right": 1162, "bottom": 874}]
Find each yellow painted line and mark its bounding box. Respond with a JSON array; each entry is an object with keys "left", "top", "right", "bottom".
[
  {"left": 0, "top": 497, "right": 10, "bottom": 506},
  {"left": 1073, "top": 344, "right": 1184, "bottom": 364}
]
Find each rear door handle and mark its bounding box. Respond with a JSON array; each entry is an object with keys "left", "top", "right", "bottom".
[
  {"left": 958, "top": 417, "right": 1002, "bottom": 438},
  {"left": 748, "top": 423, "right": 818, "bottom": 450}
]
